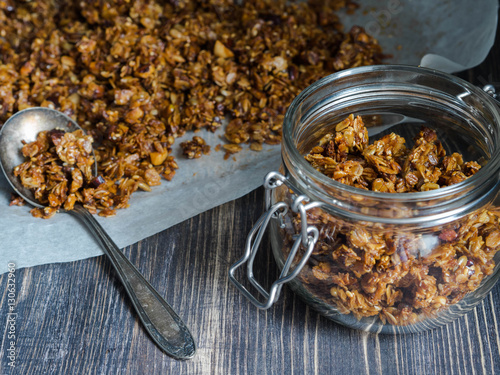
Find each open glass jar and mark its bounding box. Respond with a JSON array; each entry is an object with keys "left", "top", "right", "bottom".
[{"left": 229, "top": 65, "right": 500, "bottom": 333}]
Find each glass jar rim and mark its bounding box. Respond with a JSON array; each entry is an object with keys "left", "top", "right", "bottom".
[{"left": 282, "top": 64, "right": 500, "bottom": 205}]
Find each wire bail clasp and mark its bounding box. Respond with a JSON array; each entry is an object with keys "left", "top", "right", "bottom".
[
  {"left": 483, "top": 84, "right": 500, "bottom": 106},
  {"left": 229, "top": 171, "right": 320, "bottom": 310}
]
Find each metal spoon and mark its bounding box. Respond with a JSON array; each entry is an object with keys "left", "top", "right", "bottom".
[{"left": 0, "top": 107, "right": 196, "bottom": 360}]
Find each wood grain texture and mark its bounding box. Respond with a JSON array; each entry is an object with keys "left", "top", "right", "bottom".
[
  {"left": 1, "top": 188, "right": 500, "bottom": 375},
  {"left": 1, "top": 15, "right": 500, "bottom": 375}
]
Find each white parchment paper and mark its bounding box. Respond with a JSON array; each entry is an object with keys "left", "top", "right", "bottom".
[{"left": 0, "top": 0, "right": 497, "bottom": 274}]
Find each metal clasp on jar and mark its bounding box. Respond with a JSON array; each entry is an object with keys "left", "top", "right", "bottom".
[
  {"left": 482, "top": 84, "right": 500, "bottom": 106},
  {"left": 228, "top": 171, "right": 320, "bottom": 310}
]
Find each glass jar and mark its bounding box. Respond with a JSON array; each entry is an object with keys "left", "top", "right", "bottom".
[{"left": 229, "top": 65, "right": 500, "bottom": 333}]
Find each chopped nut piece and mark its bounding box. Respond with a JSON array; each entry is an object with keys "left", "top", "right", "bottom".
[
  {"left": 150, "top": 150, "right": 169, "bottom": 165},
  {"left": 214, "top": 40, "right": 234, "bottom": 59}
]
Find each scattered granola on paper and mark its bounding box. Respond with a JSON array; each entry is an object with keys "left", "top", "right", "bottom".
[
  {"left": 0, "top": 0, "right": 384, "bottom": 217},
  {"left": 180, "top": 136, "right": 211, "bottom": 159}
]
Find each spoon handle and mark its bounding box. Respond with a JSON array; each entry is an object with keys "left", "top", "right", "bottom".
[{"left": 69, "top": 205, "right": 196, "bottom": 360}]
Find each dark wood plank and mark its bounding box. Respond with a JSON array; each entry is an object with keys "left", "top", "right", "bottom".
[{"left": 1, "top": 187, "right": 500, "bottom": 375}]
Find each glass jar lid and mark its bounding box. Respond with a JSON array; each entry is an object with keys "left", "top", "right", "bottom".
[{"left": 281, "top": 65, "right": 500, "bottom": 226}]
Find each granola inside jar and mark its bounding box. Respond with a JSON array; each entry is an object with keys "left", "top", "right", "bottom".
[{"left": 230, "top": 65, "right": 500, "bottom": 333}]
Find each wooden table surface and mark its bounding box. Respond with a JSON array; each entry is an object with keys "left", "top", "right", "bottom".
[{"left": 2, "top": 20, "right": 500, "bottom": 375}]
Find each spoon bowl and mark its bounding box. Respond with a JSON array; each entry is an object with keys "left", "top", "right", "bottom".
[
  {"left": 0, "top": 107, "right": 196, "bottom": 360},
  {"left": 0, "top": 107, "right": 97, "bottom": 207}
]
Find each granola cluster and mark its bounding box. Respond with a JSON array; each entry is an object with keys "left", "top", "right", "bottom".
[
  {"left": 1, "top": 0, "right": 384, "bottom": 217},
  {"left": 180, "top": 136, "right": 211, "bottom": 159},
  {"left": 14, "top": 129, "right": 119, "bottom": 218},
  {"left": 305, "top": 114, "right": 482, "bottom": 192},
  {"left": 287, "top": 115, "right": 500, "bottom": 325}
]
